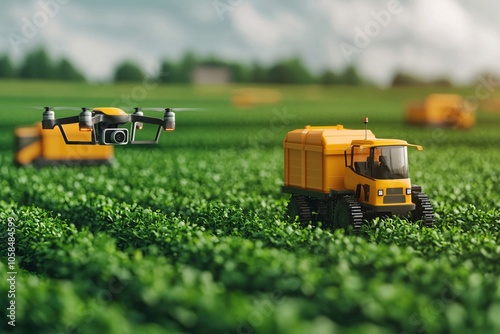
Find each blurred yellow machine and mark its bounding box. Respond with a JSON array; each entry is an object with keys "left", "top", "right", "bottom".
[
  {"left": 232, "top": 88, "right": 282, "bottom": 108},
  {"left": 282, "top": 122, "right": 434, "bottom": 230},
  {"left": 14, "top": 123, "right": 114, "bottom": 166},
  {"left": 481, "top": 98, "right": 500, "bottom": 113},
  {"left": 405, "top": 94, "right": 476, "bottom": 129}
]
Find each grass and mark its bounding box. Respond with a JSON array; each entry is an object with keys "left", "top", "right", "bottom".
[{"left": 1, "top": 80, "right": 500, "bottom": 333}]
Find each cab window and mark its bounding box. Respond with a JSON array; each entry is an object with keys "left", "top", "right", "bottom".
[
  {"left": 351, "top": 145, "right": 409, "bottom": 179},
  {"left": 371, "top": 146, "right": 409, "bottom": 179}
]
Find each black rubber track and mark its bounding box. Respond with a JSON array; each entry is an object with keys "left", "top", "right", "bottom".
[
  {"left": 334, "top": 196, "right": 364, "bottom": 231},
  {"left": 287, "top": 195, "right": 312, "bottom": 224},
  {"left": 411, "top": 192, "right": 434, "bottom": 228}
]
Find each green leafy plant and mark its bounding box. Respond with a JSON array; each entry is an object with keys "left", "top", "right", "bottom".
[{"left": 1, "top": 82, "right": 500, "bottom": 333}]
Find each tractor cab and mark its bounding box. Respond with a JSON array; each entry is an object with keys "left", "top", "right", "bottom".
[
  {"left": 343, "top": 139, "right": 423, "bottom": 216},
  {"left": 346, "top": 139, "right": 422, "bottom": 179}
]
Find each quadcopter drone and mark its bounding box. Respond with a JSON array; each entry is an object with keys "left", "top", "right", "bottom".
[{"left": 41, "top": 106, "right": 179, "bottom": 145}]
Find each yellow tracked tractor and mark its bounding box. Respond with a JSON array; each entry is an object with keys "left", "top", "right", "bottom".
[{"left": 282, "top": 123, "right": 434, "bottom": 229}]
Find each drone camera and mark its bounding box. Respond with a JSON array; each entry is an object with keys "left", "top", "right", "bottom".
[{"left": 102, "top": 128, "right": 129, "bottom": 145}]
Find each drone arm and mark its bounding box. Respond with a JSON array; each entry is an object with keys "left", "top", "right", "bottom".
[
  {"left": 50, "top": 115, "right": 102, "bottom": 145},
  {"left": 128, "top": 115, "right": 166, "bottom": 144},
  {"left": 42, "top": 115, "right": 79, "bottom": 129},
  {"left": 130, "top": 124, "right": 163, "bottom": 144},
  {"left": 54, "top": 116, "right": 81, "bottom": 126},
  {"left": 130, "top": 115, "right": 162, "bottom": 143},
  {"left": 130, "top": 115, "right": 164, "bottom": 126},
  {"left": 55, "top": 124, "right": 97, "bottom": 145}
]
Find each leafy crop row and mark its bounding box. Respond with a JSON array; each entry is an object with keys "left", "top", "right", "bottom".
[
  {"left": 2, "top": 155, "right": 500, "bottom": 333},
  {"left": 1, "top": 83, "right": 500, "bottom": 333}
]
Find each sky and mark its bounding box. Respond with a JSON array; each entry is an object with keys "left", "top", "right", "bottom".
[{"left": 1, "top": 0, "right": 500, "bottom": 86}]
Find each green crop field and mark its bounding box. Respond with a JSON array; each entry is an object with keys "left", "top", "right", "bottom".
[{"left": 1, "top": 80, "right": 500, "bottom": 333}]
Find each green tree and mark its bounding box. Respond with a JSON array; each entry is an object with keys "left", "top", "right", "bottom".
[
  {"left": 18, "top": 48, "right": 54, "bottom": 80},
  {"left": 429, "top": 77, "right": 452, "bottom": 87},
  {"left": 249, "top": 62, "right": 267, "bottom": 83},
  {"left": 178, "top": 51, "right": 197, "bottom": 83},
  {"left": 338, "top": 66, "right": 362, "bottom": 85},
  {"left": 266, "top": 57, "right": 313, "bottom": 84},
  {"left": 199, "top": 56, "right": 226, "bottom": 67},
  {"left": 391, "top": 72, "right": 426, "bottom": 86},
  {"left": 228, "top": 62, "right": 249, "bottom": 83},
  {"left": 56, "top": 58, "right": 85, "bottom": 81},
  {"left": 266, "top": 63, "right": 291, "bottom": 84},
  {"left": 285, "top": 57, "right": 313, "bottom": 84},
  {"left": 319, "top": 70, "right": 340, "bottom": 85},
  {"left": 114, "top": 61, "right": 145, "bottom": 82},
  {"left": 0, "top": 55, "right": 15, "bottom": 78},
  {"left": 158, "top": 59, "right": 178, "bottom": 83}
]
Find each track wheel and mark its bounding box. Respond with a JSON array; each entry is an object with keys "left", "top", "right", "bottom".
[
  {"left": 411, "top": 192, "right": 434, "bottom": 227},
  {"left": 286, "top": 195, "right": 312, "bottom": 225},
  {"left": 333, "top": 196, "right": 364, "bottom": 231},
  {"left": 316, "top": 200, "right": 328, "bottom": 226}
]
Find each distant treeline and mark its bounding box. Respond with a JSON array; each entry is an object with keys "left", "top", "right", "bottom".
[
  {"left": 0, "top": 47, "right": 452, "bottom": 86},
  {"left": 0, "top": 48, "right": 85, "bottom": 81}
]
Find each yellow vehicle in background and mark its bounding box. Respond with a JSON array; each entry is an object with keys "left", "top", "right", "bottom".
[
  {"left": 14, "top": 123, "right": 113, "bottom": 166},
  {"left": 282, "top": 124, "right": 433, "bottom": 229},
  {"left": 232, "top": 88, "right": 282, "bottom": 108},
  {"left": 405, "top": 94, "right": 476, "bottom": 129}
]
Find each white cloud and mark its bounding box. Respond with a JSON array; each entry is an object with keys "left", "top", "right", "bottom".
[
  {"left": 412, "top": 0, "right": 472, "bottom": 48},
  {"left": 315, "top": 0, "right": 500, "bottom": 85},
  {"left": 230, "top": 3, "right": 307, "bottom": 62},
  {"left": 1, "top": 0, "right": 500, "bottom": 85},
  {"left": 14, "top": 2, "right": 190, "bottom": 80}
]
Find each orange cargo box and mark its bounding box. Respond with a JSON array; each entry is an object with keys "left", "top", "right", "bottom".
[
  {"left": 14, "top": 123, "right": 113, "bottom": 166},
  {"left": 283, "top": 125, "right": 375, "bottom": 193}
]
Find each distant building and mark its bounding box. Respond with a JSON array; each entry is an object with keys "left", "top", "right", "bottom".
[{"left": 192, "top": 65, "right": 231, "bottom": 85}]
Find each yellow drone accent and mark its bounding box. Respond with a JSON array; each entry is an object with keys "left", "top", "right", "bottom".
[{"left": 92, "top": 107, "right": 128, "bottom": 116}]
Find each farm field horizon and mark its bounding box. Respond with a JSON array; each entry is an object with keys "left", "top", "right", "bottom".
[{"left": 1, "top": 80, "right": 500, "bottom": 333}]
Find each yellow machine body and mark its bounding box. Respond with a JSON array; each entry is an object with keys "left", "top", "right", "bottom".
[
  {"left": 405, "top": 94, "right": 476, "bottom": 129},
  {"left": 283, "top": 124, "right": 375, "bottom": 193},
  {"left": 14, "top": 123, "right": 113, "bottom": 166}
]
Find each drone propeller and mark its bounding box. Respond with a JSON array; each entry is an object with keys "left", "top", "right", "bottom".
[
  {"left": 174, "top": 107, "right": 206, "bottom": 112},
  {"left": 25, "top": 106, "right": 94, "bottom": 112},
  {"left": 28, "top": 106, "right": 95, "bottom": 131},
  {"left": 138, "top": 107, "right": 206, "bottom": 112}
]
